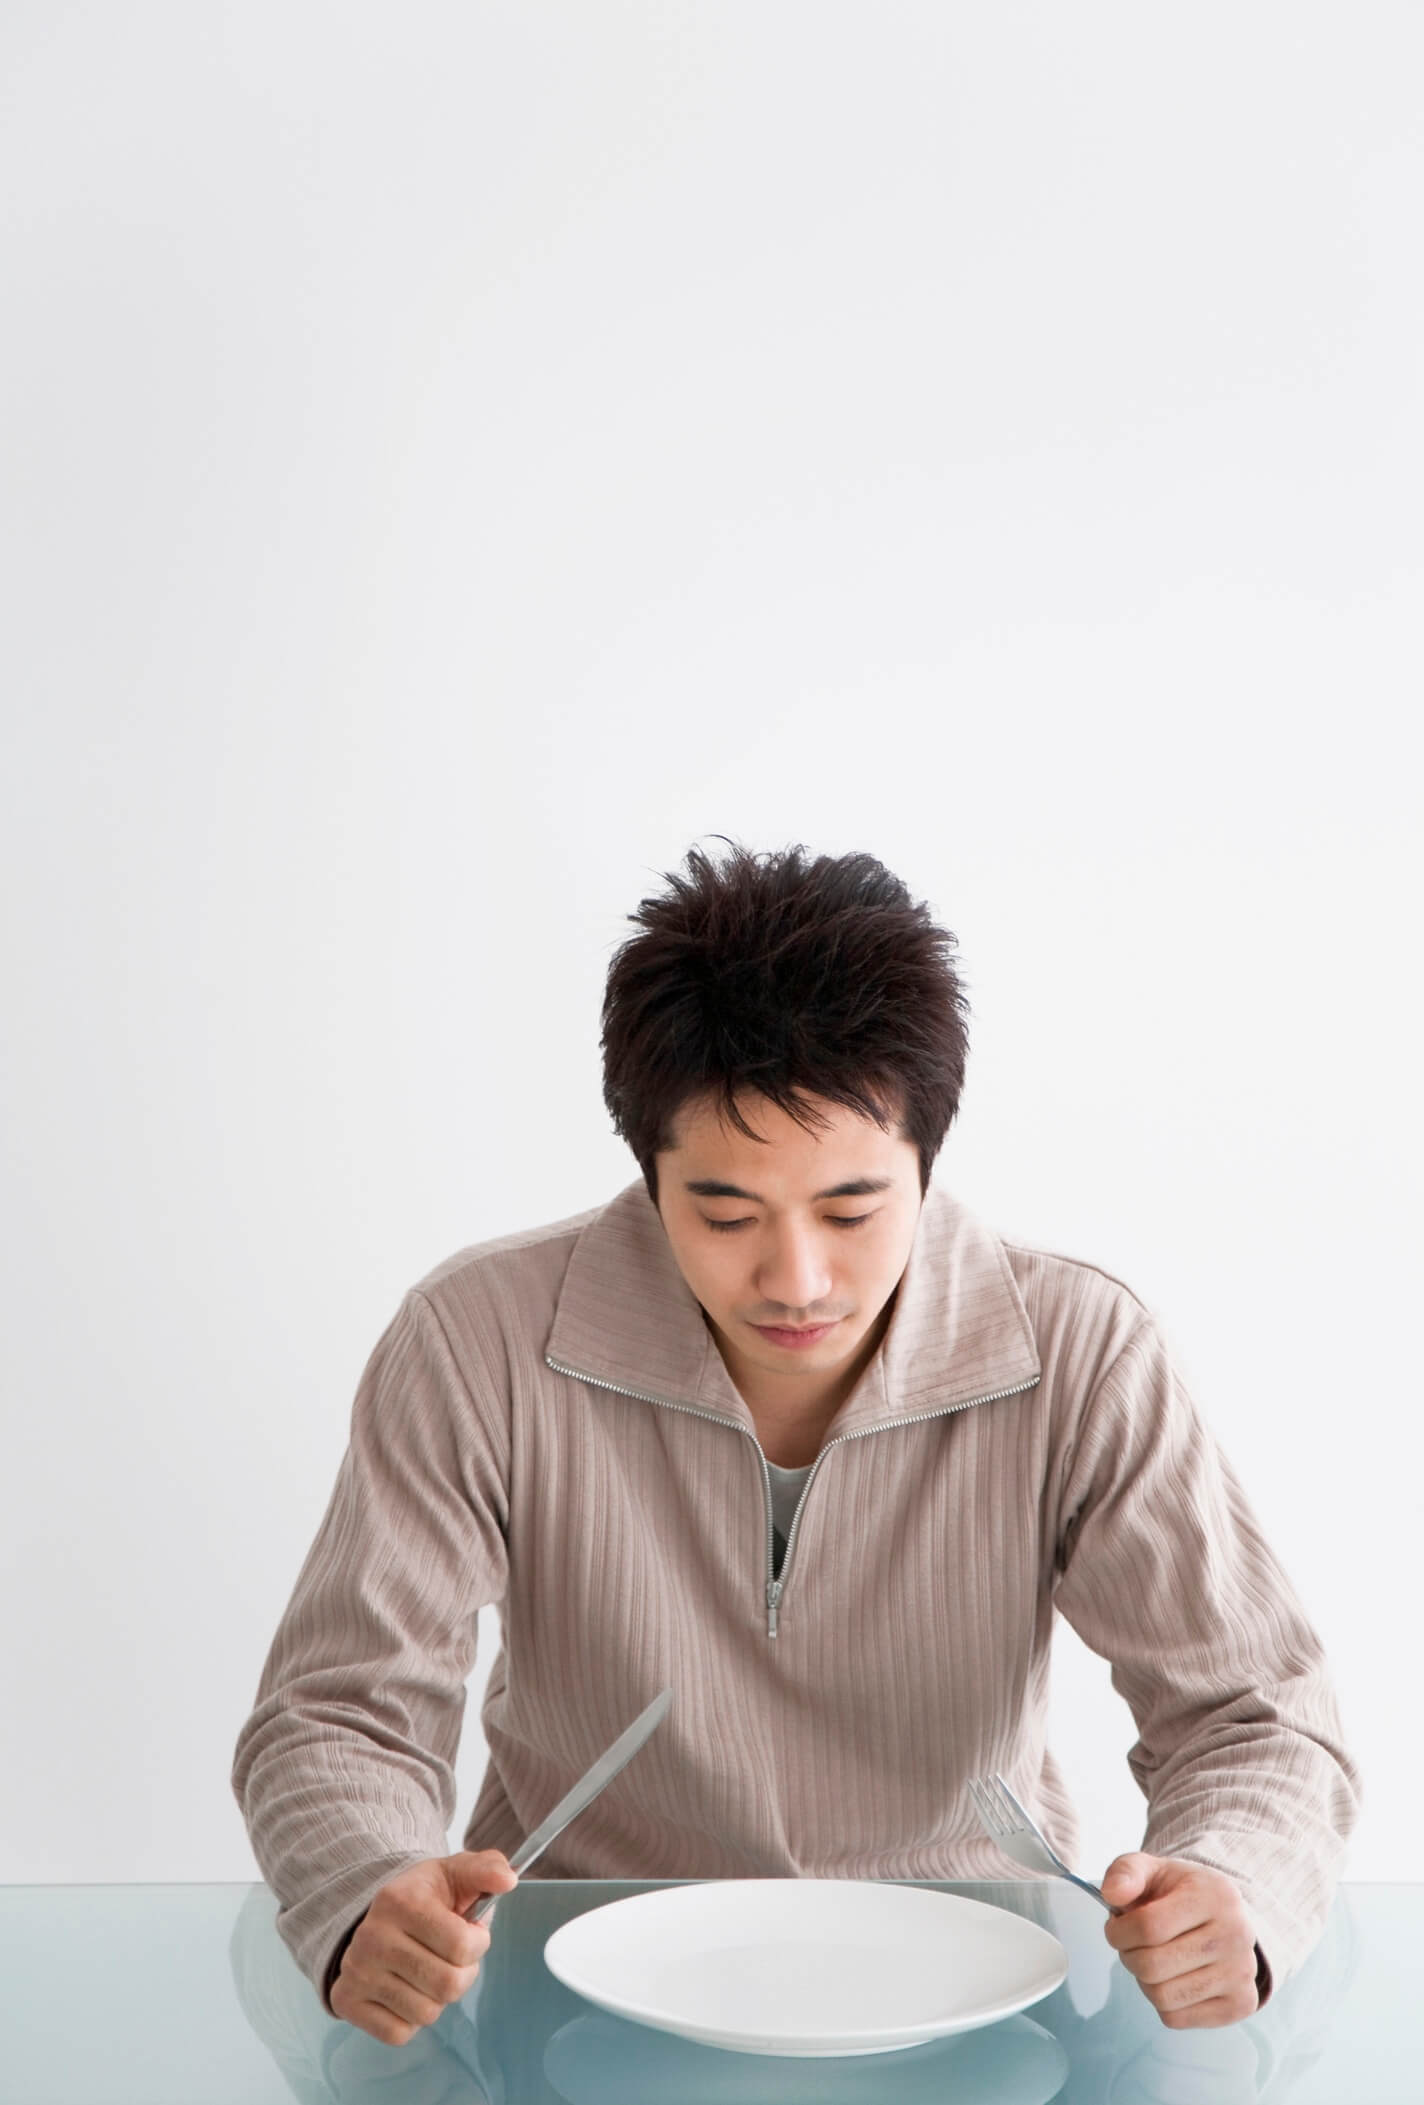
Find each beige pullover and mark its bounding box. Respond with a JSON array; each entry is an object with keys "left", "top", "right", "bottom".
[{"left": 231, "top": 1179, "right": 1360, "bottom": 2013}]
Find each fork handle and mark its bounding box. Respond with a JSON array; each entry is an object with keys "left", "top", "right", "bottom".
[{"left": 1063, "top": 1869, "right": 1118, "bottom": 1914}]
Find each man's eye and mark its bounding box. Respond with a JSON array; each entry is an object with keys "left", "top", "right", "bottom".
[
  {"left": 829, "top": 1214, "right": 873, "bottom": 1229},
  {"left": 705, "top": 1216, "right": 753, "bottom": 1232},
  {"left": 703, "top": 1213, "right": 875, "bottom": 1234}
]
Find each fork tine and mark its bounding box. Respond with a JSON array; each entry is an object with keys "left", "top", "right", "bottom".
[
  {"left": 967, "top": 1774, "right": 1007, "bottom": 1838},
  {"left": 990, "top": 1772, "right": 1030, "bottom": 1830}
]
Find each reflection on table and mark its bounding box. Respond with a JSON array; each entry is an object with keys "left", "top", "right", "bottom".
[{"left": 226, "top": 1874, "right": 1365, "bottom": 2105}]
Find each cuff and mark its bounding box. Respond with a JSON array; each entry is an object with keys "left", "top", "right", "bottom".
[{"left": 322, "top": 1917, "right": 365, "bottom": 2016}]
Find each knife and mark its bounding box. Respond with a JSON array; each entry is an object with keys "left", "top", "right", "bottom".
[{"left": 464, "top": 1686, "right": 673, "bottom": 1925}]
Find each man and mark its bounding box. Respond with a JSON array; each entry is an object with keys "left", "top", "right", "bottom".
[{"left": 232, "top": 840, "right": 1360, "bottom": 2049}]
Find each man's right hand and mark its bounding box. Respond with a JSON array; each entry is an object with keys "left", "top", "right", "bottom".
[{"left": 329, "top": 1849, "right": 519, "bottom": 2046}]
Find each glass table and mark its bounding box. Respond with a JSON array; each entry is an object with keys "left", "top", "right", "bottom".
[{"left": 0, "top": 1876, "right": 1407, "bottom": 2103}]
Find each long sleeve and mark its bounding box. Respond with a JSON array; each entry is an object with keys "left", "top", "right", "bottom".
[
  {"left": 1049, "top": 1314, "right": 1361, "bottom": 1995},
  {"left": 231, "top": 1285, "right": 512, "bottom": 2011}
]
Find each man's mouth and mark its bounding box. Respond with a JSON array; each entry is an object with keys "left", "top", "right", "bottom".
[{"left": 750, "top": 1320, "right": 841, "bottom": 1350}]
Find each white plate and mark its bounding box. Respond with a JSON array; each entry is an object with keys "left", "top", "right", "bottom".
[{"left": 542, "top": 1880, "right": 1068, "bottom": 2058}]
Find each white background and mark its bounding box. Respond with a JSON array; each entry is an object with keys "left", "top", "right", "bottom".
[{"left": 2, "top": 3, "right": 1418, "bottom": 1892}]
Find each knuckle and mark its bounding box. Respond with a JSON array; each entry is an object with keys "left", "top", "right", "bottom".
[
  {"left": 435, "top": 1960, "right": 475, "bottom": 2002},
  {"left": 360, "top": 1975, "right": 445, "bottom": 2039},
  {"left": 391, "top": 1989, "right": 438, "bottom": 2031}
]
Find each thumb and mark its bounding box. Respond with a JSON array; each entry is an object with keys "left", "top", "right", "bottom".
[
  {"left": 1100, "top": 1851, "right": 1161, "bottom": 1908},
  {"left": 442, "top": 1849, "right": 520, "bottom": 1916}
]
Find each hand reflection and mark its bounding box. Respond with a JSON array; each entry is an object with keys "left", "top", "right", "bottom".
[
  {"left": 228, "top": 1882, "right": 495, "bottom": 2105},
  {"left": 1107, "top": 2024, "right": 1263, "bottom": 2105},
  {"left": 319, "top": 2005, "right": 493, "bottom": 2105},
  {"left": 1040, "top": 1876, "right": 1360, "bottom": 2105}
]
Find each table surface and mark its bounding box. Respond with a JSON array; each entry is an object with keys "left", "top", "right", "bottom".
[{"left": 0, "top": 1877, "right": 1407, "bottom": 2104}]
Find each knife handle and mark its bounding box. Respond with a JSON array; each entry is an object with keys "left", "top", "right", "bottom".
[{"left": 465, "top": 1857, "right": 526, "bottom": 1926}]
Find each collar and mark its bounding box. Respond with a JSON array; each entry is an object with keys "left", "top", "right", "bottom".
[{"left": 543, "top": 1177, "right": 1042, "bottom": 1444}]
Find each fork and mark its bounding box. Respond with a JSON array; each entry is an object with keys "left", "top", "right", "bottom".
[{"left": 968, "top": 1773, "right": 1117, "bottom": 1914}]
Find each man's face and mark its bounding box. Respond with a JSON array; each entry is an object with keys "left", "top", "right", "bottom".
[{"left": 653, "top": 1089, "right": 924, "bottom": 1405}]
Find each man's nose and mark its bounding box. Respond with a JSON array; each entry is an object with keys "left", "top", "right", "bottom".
[{"left": 756, "top": 1227, "right": 833, "bottom": 1314}]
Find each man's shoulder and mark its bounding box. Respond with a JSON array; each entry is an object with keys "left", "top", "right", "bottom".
[
  {"left": 963, "top": 1206, "right": 1163, "bottom": 1388},
  {"left": 413, "top": 1196, "right": 608, "bottom": 1308},
  {"left": 930, "top": 1184, "right": 1155, "bottom": 1320},
  {"left": 998, "top": 1228, "right": 1155, "bottom": 1320}
]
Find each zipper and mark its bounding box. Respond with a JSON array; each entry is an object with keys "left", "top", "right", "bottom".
[
  {"left": 546, "top": 1354, "right": 1040, "bottom": 1639},
  {"left": 767, "top": 1375, "right": 1042, "bottom": 1633},
  {"left": 544, "top": 1356, "right": 781, "bottom": 1586}
]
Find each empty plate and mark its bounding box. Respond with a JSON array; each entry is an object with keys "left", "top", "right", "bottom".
[{"left": 542, "top": 1879, "right": 1068, "bottom": 2057}]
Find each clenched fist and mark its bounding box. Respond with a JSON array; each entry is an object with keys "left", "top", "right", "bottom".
[
  {"left": 330, "top": 1849, "right": 519, "bottom": 2046},
  {"left": 1102, "top": 1853, "right": 1262, "bottom": 2029}
]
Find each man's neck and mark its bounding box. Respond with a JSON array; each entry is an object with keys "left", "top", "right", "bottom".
[
  {"left": 751, "top": 1408, "right": 841, "bottom": 1471},
  {"left": 710, "top": 1294, "right": 897, "bottom": 1467}
]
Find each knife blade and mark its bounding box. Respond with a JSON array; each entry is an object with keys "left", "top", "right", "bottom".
[{"left": 465, "top": 1686, "right": 673, "bottom": 1925}]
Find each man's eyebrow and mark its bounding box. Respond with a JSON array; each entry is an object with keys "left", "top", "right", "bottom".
[{"left": 682, "top": 1177, "right": 895, "bottom": 1202}]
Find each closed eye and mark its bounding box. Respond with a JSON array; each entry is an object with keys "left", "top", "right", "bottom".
[{"left": 704, "top": 1213, "right": 875, "bottom": 1233}]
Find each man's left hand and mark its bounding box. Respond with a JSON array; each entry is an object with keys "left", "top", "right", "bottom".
[{"left": 1101, "top": 1853, "right": 1261, "bottom": 2029}]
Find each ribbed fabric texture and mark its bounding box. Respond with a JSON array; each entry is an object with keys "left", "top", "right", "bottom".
[{"left": 231, "top": 1180, "right": 1361, "bottom": 2015}]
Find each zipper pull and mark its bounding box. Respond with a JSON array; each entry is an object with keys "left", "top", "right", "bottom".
[{"left": 766, "top": 1578, "right": 782, "bottom": 1639}]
